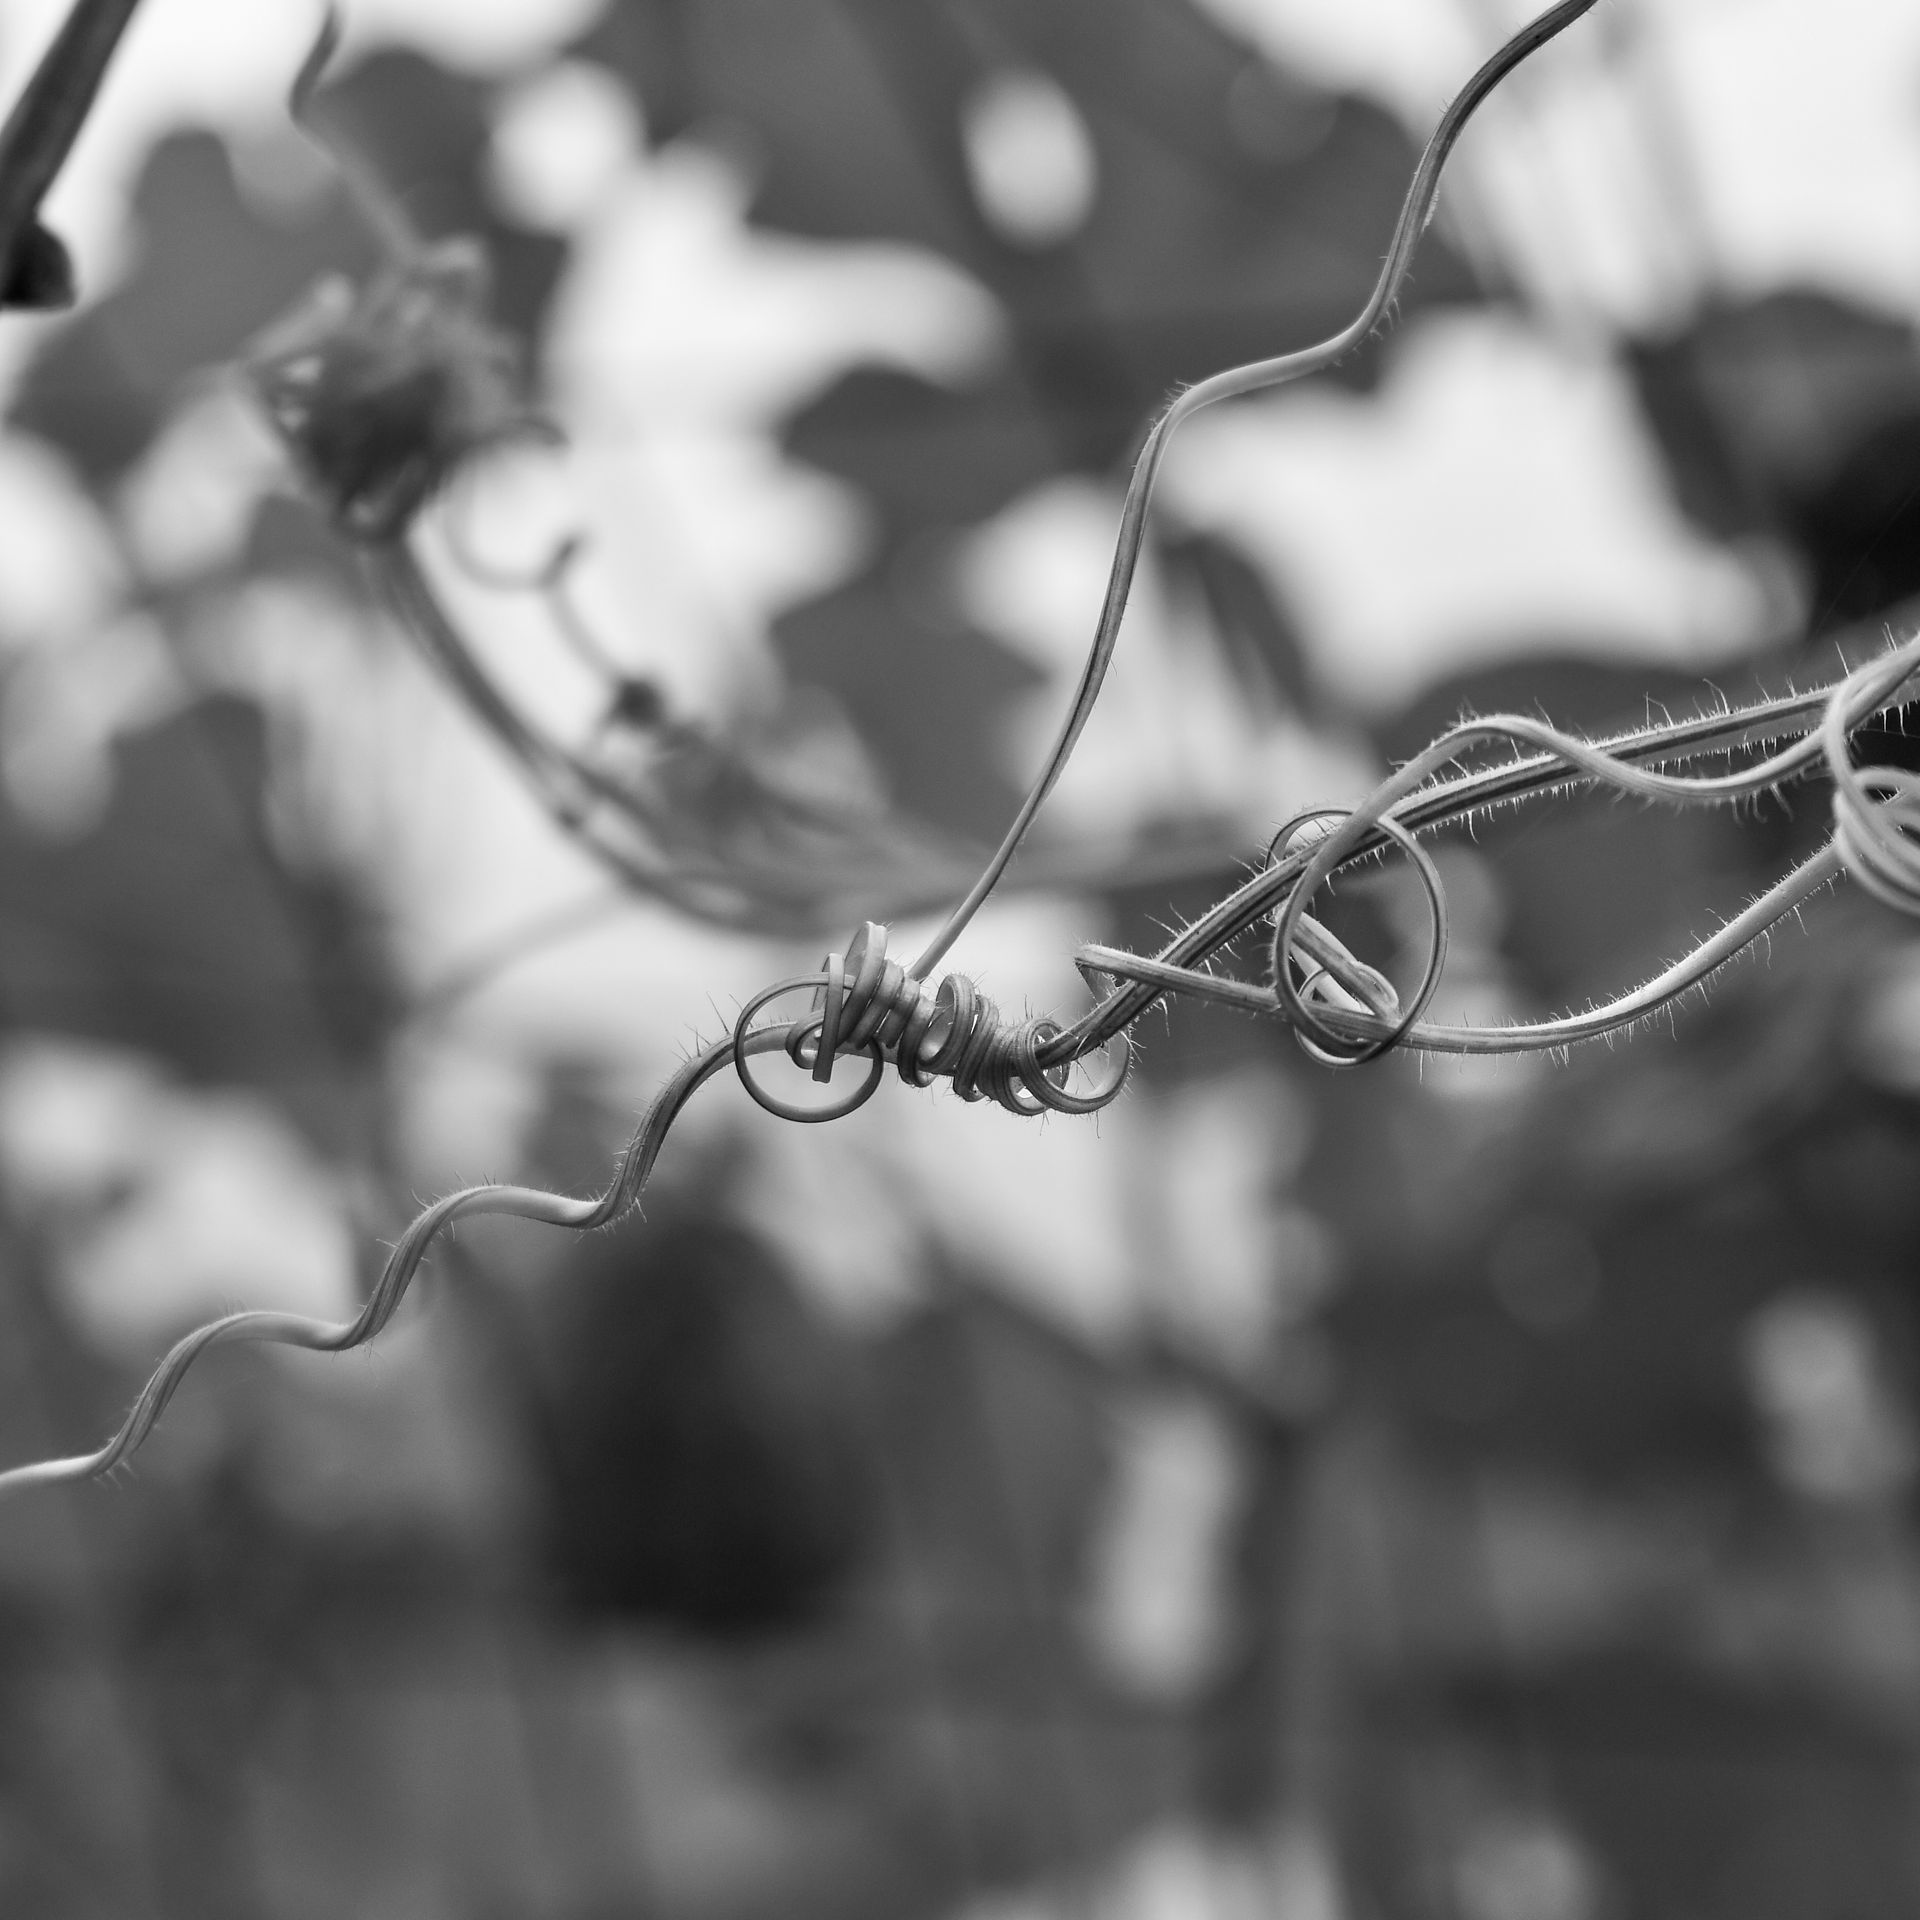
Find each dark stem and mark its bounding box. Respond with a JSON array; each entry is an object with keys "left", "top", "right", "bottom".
[{"left": 0, "top": 0, "right": 143, "bottom": 301}]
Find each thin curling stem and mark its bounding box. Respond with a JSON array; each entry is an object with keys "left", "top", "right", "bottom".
[
  {"left": 906, "top": 0, "right": 1602, "bottom": 981},
  {"left": 288, "top": 4, "right": 416, "bottom": 263},
  {"left": 0, "top": 1036, "right": 752, "bottom": 1497}
]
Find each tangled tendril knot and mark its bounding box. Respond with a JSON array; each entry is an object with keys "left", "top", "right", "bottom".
[{"left": 732, "top": 922, "right": 1132, "bottom": 1124}]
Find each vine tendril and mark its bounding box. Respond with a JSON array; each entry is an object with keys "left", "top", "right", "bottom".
[
  {"left": 26, "top": 0, "right": 1920, "bottom": 1502},
  {"left": 904, "top": 0, "right": 1605, "bottom": 980}
]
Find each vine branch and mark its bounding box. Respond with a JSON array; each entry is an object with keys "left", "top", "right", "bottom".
[{"left": 18, "top": 0, "right": 1920, "bottom": 1502}]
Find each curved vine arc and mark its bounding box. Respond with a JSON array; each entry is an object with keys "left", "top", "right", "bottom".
[{"left": 905, "top": 0, "right": 1606, "bottom": 981}]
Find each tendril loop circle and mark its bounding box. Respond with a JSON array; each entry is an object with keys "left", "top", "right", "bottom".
[
  {"left": 1028, "top": 1022, "right": 1133, "bottom": 1115},
  {"left": 1269, "top": 812, "right": 1451, "bottom": 1068},
  {"left": 732, "top": 970, "right": 885, "bottom": 1124},
  {"left": 728, "top": 922, "right": 1131, "bottom": 1122}
]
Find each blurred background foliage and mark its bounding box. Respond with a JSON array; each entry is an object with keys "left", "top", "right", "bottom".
[{"left": 2, "top": 0, "right": 1920, "bottom": 1914}]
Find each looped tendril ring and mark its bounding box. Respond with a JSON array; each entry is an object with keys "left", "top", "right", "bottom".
[
  {"left": 731, "top": 922, "right": 1133, "bottom": 1124},
  {"left": 1270, "top": 812, "right": 1452, "bottom": 1069},
  {"left": 1824, "top": 668, "right": 1920, "bottom": 917}
]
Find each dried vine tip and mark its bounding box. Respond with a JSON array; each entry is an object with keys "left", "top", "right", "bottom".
[
  {"left": 907, "top": 0, "right": 1604, "bottom": 983},
  {"left": 247, "top": 7, "right": 528, "bottom": 540},
  {"left": 245, "top": 241, "right": 521, "bottom": 542}
]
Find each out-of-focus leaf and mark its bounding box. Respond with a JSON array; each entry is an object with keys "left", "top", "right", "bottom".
[
  {"left": 1321, "top": 907, "right": 1920, "bottom": 1491},
  {"left": 1348, "top": 1651, "right": 1920, "bottom": 1920},
  {"left": 583, "top": 0, "right": 1475, "bottom": 389},
  {"left": 1166, "top": 528, "right": 1321, "bottom": 717},
  {"left": 1792, "top": 409, "right": 1920, "bottom": 626},
  {"left": 587, "top": 0, "right": 1480, "bottom": 503},
  {"left": 0, "top": 693, "right": 393, "bottom": 1145},
  {"left": 533, "top": 1213, "right": 877, "bottom": 1636},
  {"left": 1630, "top": 289, "right": 1920, "bottom": 629},
  {"left": 776, "top": 564, "right": 1044, "bottom": 841},
  {"left": 786, "top": 367, "right": 1062, "bottom": 536},
  {"left": 656, "top": 0, "right": 1491, "bottom": 863},
  {"left": 852, "top": 1282, "right": 1188, "bottom": 1891}
]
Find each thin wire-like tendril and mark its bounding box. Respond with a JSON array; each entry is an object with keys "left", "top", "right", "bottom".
[
  {"left": 906, "top": 0, "right": 1604, "bottom": 980},
  {"left": 0, "top": 1036, "right": 730, "bottom": 1495},
  {"left": 0, "top": 921, "right": 1129, "bottom": 1495}
]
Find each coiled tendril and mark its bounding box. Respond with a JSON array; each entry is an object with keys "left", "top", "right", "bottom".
[{"left": 731, "top": 922, "right": 1131, "bottom": 1124}]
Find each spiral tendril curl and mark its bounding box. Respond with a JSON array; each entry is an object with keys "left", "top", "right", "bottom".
[{"left": 22, "top": 0, "right": 1919, "bottom": 1500}]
